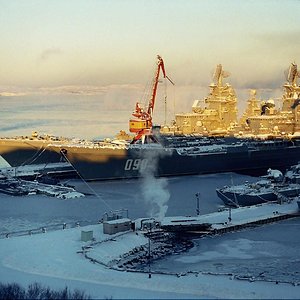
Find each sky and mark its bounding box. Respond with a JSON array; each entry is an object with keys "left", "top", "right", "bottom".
[{"left": 0, "top": 0, "right": 300, "bottom": 96}]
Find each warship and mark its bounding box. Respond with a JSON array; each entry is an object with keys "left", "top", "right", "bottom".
[
  {"left": 1, "top": 57, "right": 300, "bottom": 181},
  {"left": 216, "top": 168, "right": 300, "bottom": 207}
]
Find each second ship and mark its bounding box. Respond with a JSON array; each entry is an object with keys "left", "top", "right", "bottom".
[{"left": 1, "top": 56, "right": 300, "bottom": 181}]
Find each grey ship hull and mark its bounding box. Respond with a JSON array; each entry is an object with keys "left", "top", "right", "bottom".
[
  {"left": 54, "top": 137, "right": 300, "bottom": 181},
  {"left": 0, "top": 138, "right": 74, "bottom": 178},
  {"left": 1, "top": 136, "right": 300, "bottom": 181},
  {"left": 0, "top": 138, "right": 64, "bottom": 167},
  {"left": 216, "top": 188, "right": 276, "bottom": 206},
  {"left": 216, "top": 184, "right": 300, "bottom": 207}
]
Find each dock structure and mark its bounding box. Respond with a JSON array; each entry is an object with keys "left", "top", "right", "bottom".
[
  {"left": 161, "top": 199, "right": 300, "bottom": 235},
  {"left": 0, "top": 162, "right": 76, "bottom": 180},
  {"left": 21, "top": 180, "right": 85, "bottom": 198}
]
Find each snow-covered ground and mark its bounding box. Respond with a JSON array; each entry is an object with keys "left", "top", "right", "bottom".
[{"left": 0, "top": 173, "right": 300, "bottom": 298}]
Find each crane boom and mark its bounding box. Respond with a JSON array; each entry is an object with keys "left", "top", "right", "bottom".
[
  {"left": 147, "top": 55, "right": 166, "bottom": 117},
  {"left": 129, "top": 55, "right": 174, "bottom": 143}
]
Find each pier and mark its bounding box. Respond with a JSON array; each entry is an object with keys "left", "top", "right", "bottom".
[
  {"left": 0, "top": 162, "right": 76, "bottom": 180},
  {"left": 161, "top": 199, "right": 300, "bottom": 235}
]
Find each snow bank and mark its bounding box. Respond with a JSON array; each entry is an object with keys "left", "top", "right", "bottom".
[{"left": 0, "top": 223, "right": 300, "bottom": 299}]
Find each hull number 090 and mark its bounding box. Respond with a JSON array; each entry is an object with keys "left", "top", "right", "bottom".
[{"left": 124, "top": 159, "right": 148, "bottom": 171}]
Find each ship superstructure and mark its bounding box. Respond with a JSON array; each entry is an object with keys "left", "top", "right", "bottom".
[
  {"left": 1, "top": 57, "right": 300, "bottom": 181},
  {"left": 245, "top": 63, "right": 300, "bottom": 136},
  {"left": 164, "top": 62, "right": 300, "bottom": 138},
  {"left": 239, "top": 89, "right": 262, "bottom": 133},
  {"left": 169, "top": 64, "right": 238, "bottom": 136}
]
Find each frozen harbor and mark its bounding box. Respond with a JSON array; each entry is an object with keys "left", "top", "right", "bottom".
[
  {"left": 153, "top": 217, "right": 300, "bottom": 285},
  {"left": 0, "top": 172, "right": 299, "bottom": 298},
  {"left": 0, "top": 173, "right": 251, "bottom": 233}
]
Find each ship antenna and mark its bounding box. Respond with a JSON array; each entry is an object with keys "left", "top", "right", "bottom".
[
  {"left": 164, "top": 95, "right": 167, "bottom": 126},
  {"left": 285, "top": 62, "right": 299, "bottom": 85},
  {"left": 213, "top": 64, "right": 230, "bottom": 86}
]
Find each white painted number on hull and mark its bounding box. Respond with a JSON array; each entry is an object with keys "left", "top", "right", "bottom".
[{"left": 124, "top": 159, "right": 148, "bottom": 171}]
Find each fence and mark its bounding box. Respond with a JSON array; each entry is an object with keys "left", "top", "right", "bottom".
[{"left": 0, "top": 220, "right": 100, "bottom": 239}]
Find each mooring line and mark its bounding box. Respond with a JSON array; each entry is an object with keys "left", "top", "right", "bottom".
[{"left": 59, "top": 149, "right": 113, "bottom": 210}]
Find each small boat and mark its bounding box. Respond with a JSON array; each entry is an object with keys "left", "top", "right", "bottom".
[
  {"left": 0, "top": 176, "right": 84, "bottom": 198},
  {"left": 216, "top": 169, "right": 300, "bottom": 207},
  {"left": 0, "top": 178, "right": 30, "bottom": 196}
]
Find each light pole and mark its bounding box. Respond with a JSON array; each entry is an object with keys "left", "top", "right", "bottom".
[
  {"left": 195, "top": 193, "right": 200, "bottom": 216},
  {"left": 148, "top": 223, "right": 152, "bottom": 278},
  {"left": 228, "top": 207, "right": 232, "bottom": 223}
]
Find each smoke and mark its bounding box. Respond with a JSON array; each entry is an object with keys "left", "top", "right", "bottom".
[{"left": 139, "top": 149, "right": 170, "bottom": 221}]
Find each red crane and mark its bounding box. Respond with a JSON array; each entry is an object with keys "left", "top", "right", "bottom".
[{"left": 129, "top": 55, "right": 174, "bottom": 143}]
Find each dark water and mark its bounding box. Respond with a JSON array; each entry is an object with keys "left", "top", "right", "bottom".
[{"left": 0, "top": 173, "right": 252, "bottom": 232}]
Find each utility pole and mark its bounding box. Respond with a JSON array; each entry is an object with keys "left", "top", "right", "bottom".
[
  {"left": 195, "top": 193, "right": 200, "bottom": 216},
  {"left": 148, "top": 223, "right": 152, "bottom": 278},
  {"left": 228, "top": 207, "right": 232, "bottom": 223}
]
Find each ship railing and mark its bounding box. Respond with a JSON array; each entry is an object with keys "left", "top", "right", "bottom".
[
  {"left": 49, "top": 141, "right": 127, "bottom": 150},
  {"left": 129, "top": 144, "right": 164, "bottom": 150},
  {"left": 175, "top": 145, "right": 226, "bottom": 155}
]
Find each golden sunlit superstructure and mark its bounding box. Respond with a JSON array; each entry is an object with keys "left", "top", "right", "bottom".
[
  {"left": 163, "top": 62, "right": 300, "bottom": 138},
  {"left": 239, "top": 89, "right": 261, "bottom": 132},
  {"left": 168, "top": 64, "right": 238, "bottom": 136},
  {"left": 245, "top": 63, "right": 300, "bottom": 136}
]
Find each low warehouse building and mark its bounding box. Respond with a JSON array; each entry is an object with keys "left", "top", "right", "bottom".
[{"left": 103, "top": 218, "right": 131, "bottom": 235}]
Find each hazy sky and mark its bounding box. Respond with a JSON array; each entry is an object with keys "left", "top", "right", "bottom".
[{"left": 0, "top": 0, "right": 300, "bottom": 91}]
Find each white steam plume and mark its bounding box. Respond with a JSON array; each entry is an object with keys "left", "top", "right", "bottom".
[{"left": 139, "top": 149, "right": 170, "bottom": 221}]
